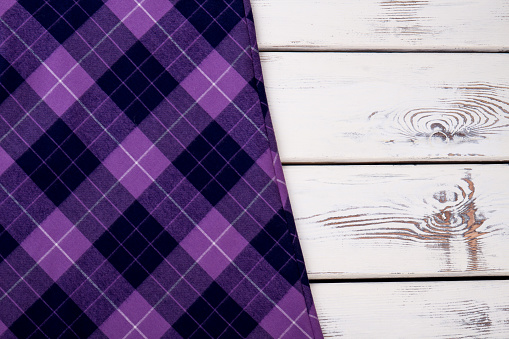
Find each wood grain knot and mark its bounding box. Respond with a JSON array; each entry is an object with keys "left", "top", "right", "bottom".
[
  {"left": 372, "top": 83, "right": 509, "bottom": 144},
  {"left": 304, "top": 174, "right": 488, "bottom": 244}
]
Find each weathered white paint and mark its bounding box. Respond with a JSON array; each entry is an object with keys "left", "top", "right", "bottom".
[
  {"left": 252, "top": 0, "right": 509, "bottom": 51},
  {"left": 260, "top": 53, "right": 509, "bottom": 163},
  {"left": 311, "top": 280, "right": 509, "bottom": 338},
  {"left": 283, "top": 165, "right": 509, "bottom": 279}
]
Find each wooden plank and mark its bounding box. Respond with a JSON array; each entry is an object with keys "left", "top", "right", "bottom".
[
  {"left": 252, "top": 0, "right": 509, "bottom": 51},
  {"left": 261, "top": 53, "right": 509, "bottom": 163},
  {"left": 311, "top": 280, "right": 509, "bottom": 338},
  {"left": 283, "top": 165, "right": 509, "bottom": 278}
]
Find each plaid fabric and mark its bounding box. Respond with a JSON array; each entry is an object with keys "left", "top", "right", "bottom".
[{"left": 0, "top": 0, "right": 323, "bottom": 338}]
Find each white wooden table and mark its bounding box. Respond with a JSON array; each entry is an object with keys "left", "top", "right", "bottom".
[{"left": 252, "top": 1, "right": 509, "bottom": 337}]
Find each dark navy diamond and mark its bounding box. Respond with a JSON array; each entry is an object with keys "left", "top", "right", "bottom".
[
  {"left": 232, "top": 311, "right": 258, "bottom": 337},
  {"left": 174, "top": 313, "right": 200, "bottom": 338},
  {"left": 64, "top": 5, "right": 89, "bottom": 30},
  {"left": 23, "top": 0, "right": 103, "bottom": 44},
  {"left": 125, "top": 100, "right": 151, "bottom": 126},
  {"left": 230, "top": 149, "right": 255, "bottom": 175},
  {"left": 174, "top": 0, "right": 200, "bottom": 18},
  {"left": 96, "top": 70, "right": 122, "bottom": 95},
  {"left": 126, "top": 71, "right": 150, "bottom": 95},
  {"left": 249, "top": 78, "right": 269, "bottom": 118},
  {"left": 173, "top": 150, "right": 198, "bottom": 176},
  {"left": 139, "top": 85, "right": 164, "bottom": 110},
  {"left": 0, "top": 67, "right": 24, "bottom": 96},
  {"left": 186, "top": 135, "right": 214, "bottom": 161},
  {"left": 78, "top": 0, "right": 104, "bottom": 16},
  {"left": 202, "top": 22, "right": 228, "bottom": 48},
  {"left": 18, "top": 0, "right": 45, "bottom": 14},
  {"left": 49, "top": 20, "right": 75, "bottom": 44},
  {"left": 111, "top": 56, "right": 137, "bottom": 81},
  {"left": 250, "top": 229, "right": 276, "bottom": 257},
  {"left": 265, "top": 243, "right": 291, "bottom": 271},
  {"left": 0, "top": 225, "right": 18, "bottom": 262},
  {"left": 94, "top": 201, "right": 177, "bottom": 288},
  {"left": 188, "top": 7, "right": 214, "bottom": 33},
  {"left": 216, "top": 166, "right": 240, "bottom": 191},
  {"left": 202, "top": 121, "right": 227, "bottom": 145},
  {"left": 110, "top": 85, "right": 136, "bottom": 110},
  {"left": 98, "top": 43, "right": 175, "bottom": 124},
  {"left": 202, "top": 151, "right": 227, "bottom": 175},
  {"left": 174, "top": 121, "right": 249, "bottom": 205},
  {"left": 202, "top": 281, "right": 228, "bottom": 307},
  {"left": 187, "top": 166, "right": 213, "bottom": 191},
  {"left": 126, "top": 42, "right": 151, "bottom": 66},
  {"left": 41, "top": 315, "right": 67, "bottom": 338},
  {"left": 123, "top": 200, "right": 150, "bottom": 225},
  {"left": 217, "top": 7, "right": 242, "bottom": 33},
  {"left": 217, "top": 296, "right": 242, "bottom": 322},
  {"left": 33, "top": 5, "right": 60, "bottom": 29},
  {"left": 49, "top": 0, "right": 74, "bottom": 15},
  {"left": 188, "top": 297, "right": 214, "bottom": 323},
  {"left": 279, "top": 259, "right": 300, "bottom": 285},
  {"left": 16, "top": 119, "right": 100, "bottom": 206},
  {"left": 10, "top": 284, "right": 96, "bottom": 338},
  {"left": 202, "top": 311, "right": 228, "bottom": 337},
  {"left": 154, "top": 72, "right": 178, "bottom": 96},
  {"left": 45, "top": 180, "right": 72, "bottom": 206},
  {"left": 140, "top": 57, "right": 165, "bottom": 82},
  {"left": 9, "top": 314, "right": 37, "bottom": 338},
  {"left": 202, "top": 180, "right": 227, "bottom": 205}
]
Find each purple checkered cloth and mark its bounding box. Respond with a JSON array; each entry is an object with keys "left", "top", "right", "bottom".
[{"left": 0, "top": 0, "right": 323, "bottom": 338}]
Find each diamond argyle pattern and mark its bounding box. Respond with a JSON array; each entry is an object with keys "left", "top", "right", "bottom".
[{"left": 0, "top": 0, "right": 323, "bottom": 338}]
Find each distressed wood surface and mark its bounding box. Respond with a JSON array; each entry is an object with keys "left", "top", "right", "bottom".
[
  {"left": 252, "top": 0, "right": 509, "bottom": 51},
  {"left": 283, "top": 165, "right": 509, "bottom": 279},
  {"left": 260, "top": 53, "right": 509, "bottom": 163},
  {"left": 310, "top": 280, "right": 509, "bottom": 338}
]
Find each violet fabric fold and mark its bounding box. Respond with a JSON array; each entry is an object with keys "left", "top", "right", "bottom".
[{"left": 0, "top": 0, "right": 323, "bottom": 338}]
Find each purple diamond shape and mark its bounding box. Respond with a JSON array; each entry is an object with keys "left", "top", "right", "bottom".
[
  {"left": 195, "top": 87, "right": 231, "bottom": 118},
  {"left": 119, "top": 166, "right": 154, "bottom": 198},
  {"left": 260, "top": 287, "right": 313, "bottom": 338},
  {"left": 21, "top": 212, "right": 91, "bottom": 281},
  {"left": 44, "top": 46, "right": 77, "bottom": 79},
  {"left": 103, "top": 128, "right": 170, "bottom": 198},
  {"left": 21, "top": 228, "right": 54, "bottom": 263},
  {"left": 200, "top": 208, "right": 230, "bottom": 239},
  {"left": 26, "top": 47, "right": 93, "bottom": 116},
  {"left": 107, "top": 0, "right": 172, "bottom": 39},
  {"left": 0, "top": 320, "right": 6, "bottom": 337},
  {"left": 181, "top": 209, "right": 247, "bottom": 279},
  {"left": 0, "top": 0, "right": 15, "bottom": 17},
  {"left": 40, "top": 209, "right": 74, "bottom": 242},
  {"left": 0, "top": 146, "right": 14, "bottom": 176},
  {"left": 256, "top": 149, "right": 275, "bottom": 177},
  {"left": 121, "top": 128, "right": 154, "bottom": 159},
  {"left": 63, "top": 64, "right": 94, "bottom": 98},
  {"left": 216, "top": 65, "right": 247, "bottom": 100},
  {"left": 26, "top": 64, "right": 58, "bottom": 100},
  {"left": 182, "top": 51, "right": 246, "bottom": 118},
  {"left": 39, "top": 227, "right": 90, "bottom": 281},
  {"left": 42, "top": 84, "right": 77, "bottom": 116},
  {"left": 101, "top": 291, "right": 170, "bottom": 338},
  {"left": 59, "top": 228, "right": 91, "bottom": 262}
]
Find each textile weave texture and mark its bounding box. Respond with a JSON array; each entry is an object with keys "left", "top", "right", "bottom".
[{"left": 0, "top": 0, "right": 323, "bottom": 338}]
